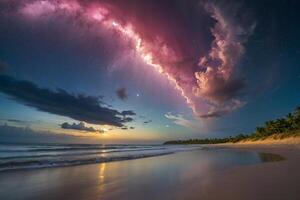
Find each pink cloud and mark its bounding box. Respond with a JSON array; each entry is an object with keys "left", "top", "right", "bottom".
[
  {"left": 9, "top": 0, "right": 255, "bottom": 118},
  {"left": 21, "top": 1, "right": 56, "bottom": 17}
]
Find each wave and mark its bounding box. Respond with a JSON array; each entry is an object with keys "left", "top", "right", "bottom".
[
  {"left": 0, "top": 144, "right": 205, "bottom": 172},
  {"left": 0, "top": 147, "right": 167, "bottom": 160},
  {"left": 0, "top": 145, "right": 159, "bottom": 153},
  {"left": 0, "top": 151, "right": 173, "bottom": 172}
]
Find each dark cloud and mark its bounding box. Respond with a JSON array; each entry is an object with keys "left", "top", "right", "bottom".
[
  {"left": 121, "top": 110, "right": 136, "bottom": 116},
  {"left": 116, "top": 87, "right": 128, "bottom": 100},
  {"left": 0, "top": 75, "right": 136, "bottom": 127},
  {"left": 121, "top": 117, "right": 134, "bottom": 123},
  {"left": 143, "top": 120, "right": 152, "bottom": 124},
  {"left": 61, "top": 122, "right": 104, "bottom": 133},
  {"left": 120, "top": 126, "right": 135, "bottom": 130}
]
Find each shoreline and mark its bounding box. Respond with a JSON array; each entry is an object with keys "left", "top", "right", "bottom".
[
  {"left": 0, "top": 143, "right": 299, "bottom": 200},
  {"left": 164, "top": 134, "right": 300, "bottom": 145},
  {"left": 0, "top": 151, "right": 175, "bottom": 173},
  {"left": 216, "top": 142, "right": 300, "bottom": 160},
  {"left": 202, "top": 143, "right": 300, "bottom": 200}
]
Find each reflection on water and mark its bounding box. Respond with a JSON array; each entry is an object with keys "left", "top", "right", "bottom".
[
  {"left": 0, "top": 148, "right": 275, "bottom": 200},
  {"left": 258, "top": 152, "right": 285, "bottom": 162},
  {"left": 0, "top": 143, "right": 204, "bottom": 171},
  {"left": 98, "top": 163, "right": 106, "bottom": 193},
  {"left": 99, "top": 163, "right": 106, "bottom": 182}
]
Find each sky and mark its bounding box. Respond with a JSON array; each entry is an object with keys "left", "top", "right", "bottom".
[{"left": 0, "top": 0, "right": 299, "bottom": 144}]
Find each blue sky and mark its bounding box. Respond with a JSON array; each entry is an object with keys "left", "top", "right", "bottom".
[{"left": 0, "top": 0, "right": 299, "bottom": 144}]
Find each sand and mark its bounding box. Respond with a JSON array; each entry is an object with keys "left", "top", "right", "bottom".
[
  {"left": 195, "top": 143, "right": 300, "bottom": 200},
  {"left": 0, "top": 143, "right": 299, "bottom": 200},
  {"left": 234, "top": 135, "right": 300, "bottom": 145}
]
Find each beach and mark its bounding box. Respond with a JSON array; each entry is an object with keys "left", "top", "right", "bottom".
[
  {"left": 201, "top": 143, "right": 300, "bottom": 200},
  {"left": 0, "top": 143, "right": 299, "bottom": 200}
]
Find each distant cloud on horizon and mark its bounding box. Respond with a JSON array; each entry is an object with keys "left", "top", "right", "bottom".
[
  {"left": 0, "top": 118, "right": 31, "bottom": 125},
  {"left": 0, "top": 124, "right": 86, "bottom": 144}
]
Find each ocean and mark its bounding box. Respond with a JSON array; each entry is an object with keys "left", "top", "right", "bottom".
[{"left": 0, "top": 143, "right": 204, "bottom": 171}]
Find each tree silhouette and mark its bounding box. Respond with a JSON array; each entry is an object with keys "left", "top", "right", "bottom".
[{"left": 164, "top": 106, "right": 300, "bottom": 145}]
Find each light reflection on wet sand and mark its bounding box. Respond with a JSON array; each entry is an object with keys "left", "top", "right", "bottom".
[{"left": 0, "top": 149, "right": 263, "bottom": 200}]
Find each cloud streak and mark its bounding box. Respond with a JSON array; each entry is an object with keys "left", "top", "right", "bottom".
[
  {"left": 0, "top": 75, "right": 135, "bottom": 127},
  {"left": 165, "top": 112, "right": 202, "bottom": 130},
  {"left": 0, "top": 118, "right": 32, "bottom": 125}
]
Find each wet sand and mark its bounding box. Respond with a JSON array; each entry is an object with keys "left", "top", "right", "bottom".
[
  {"left": 196, "top": 143, "right": 300, "bottom": 200},
  {"left": 0, "top": 144, "right": 299, "bottom": 200}
]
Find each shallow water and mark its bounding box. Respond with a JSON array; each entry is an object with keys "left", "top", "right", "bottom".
[
  {"left": 0, "top": 143, "right": 206, "bottom": 171},
  {"left": 0, "top": 147, "right": 266, "bottom": 200},
  {"left": 258, "top": 152, "right": 285, "bottom": 162}
]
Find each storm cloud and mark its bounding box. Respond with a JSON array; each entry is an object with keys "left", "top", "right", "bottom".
[
  {"left": 116, "top": 87, "right": 128, "bottom": 100},
  {"left": 0, "top": 75, "right": 136, "bottom": 127}
]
